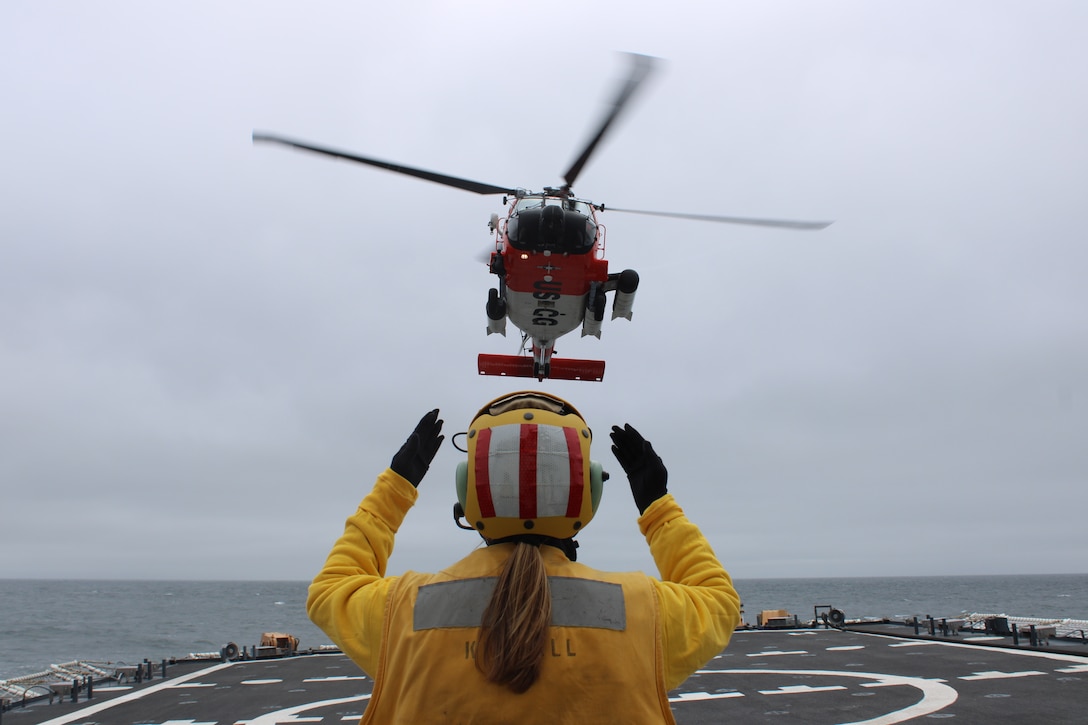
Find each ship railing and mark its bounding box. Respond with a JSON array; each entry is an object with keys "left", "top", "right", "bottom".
[
  {"left": 50, "top": 661, "right": 111, "bottom": 679},
  {"left": 0, "top": 680, "right": 28, "bottom": 699},
  {"left": 1, "top": 660, "right": 123, "bottom": 712},
  {"left": 21, "top": 684, "right": 59, "bottom": 706},
  {"left": 962, "top": 613, "right": 1088, "bottom": 641}
]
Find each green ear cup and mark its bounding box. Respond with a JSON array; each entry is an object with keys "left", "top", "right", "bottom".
[
  {"left": 455, "top": 460, "right": 468, "bottom": 507},
  {"left": 590, "top": 461, "right": 603, "bottom": 514}
]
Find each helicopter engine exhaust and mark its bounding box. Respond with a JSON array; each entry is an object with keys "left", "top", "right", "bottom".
[
  {"left": 486, "top": 288, "right": 507, "bottom": 336},
  {"left": 581, "top": 282, "right": 607, "bottom": 339},
  {"left": 611, "top": 269, "right": 639, "bottom": 320}
]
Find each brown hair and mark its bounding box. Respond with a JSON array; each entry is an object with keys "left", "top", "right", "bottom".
[{"left": 475, "top": 542, "right": 552, "bottom": 693}]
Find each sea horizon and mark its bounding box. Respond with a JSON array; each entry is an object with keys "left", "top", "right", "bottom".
[
  {"left": 4, "top": 570, "right": 1086, "bottom": 582},
  {"left": 3, "top": 573, "right": 1087, "bottom": 681}
]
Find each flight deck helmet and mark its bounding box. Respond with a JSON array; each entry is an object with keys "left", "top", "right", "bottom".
[{"left": 456, "top": 391, "right": 604, "bottom": 540}]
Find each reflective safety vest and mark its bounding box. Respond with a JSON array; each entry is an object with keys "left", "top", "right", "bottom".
[{"left": 360, "top": 543, "right": 676, "bottom": 724}]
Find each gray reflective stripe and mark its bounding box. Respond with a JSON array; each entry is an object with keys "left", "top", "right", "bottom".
[
  {"left": 413, "top": 578, "right": 494, "bottom": 630},
  {"left": 550, "top": 577, "right": 626, "bottom": 630},
  {"left": 413, "top": 576, "right": 626, "bottom": 631}
]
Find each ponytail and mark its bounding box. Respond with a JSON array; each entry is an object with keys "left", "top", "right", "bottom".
[{"left": 475, "top": 542, "right": 552, "bottom": 693}]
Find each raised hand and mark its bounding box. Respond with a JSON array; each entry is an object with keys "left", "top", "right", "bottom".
[
  {"left": 609, "top": 424, "right": 668, "bottom": 514},
  {"left": 391, "top": 409, "right": 444, "bottom": 487}
]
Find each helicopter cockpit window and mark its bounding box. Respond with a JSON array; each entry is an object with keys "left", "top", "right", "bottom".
[
  {"left": 506, "top": 197, "right": 596, "bottom": 255},
  {"left": 514, "top": 197, "right": 546, "bottom": 212}
]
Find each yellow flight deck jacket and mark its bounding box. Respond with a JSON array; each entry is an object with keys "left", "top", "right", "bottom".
[{"left": 308, "top": 469, "right": 741, "bottom": 725}]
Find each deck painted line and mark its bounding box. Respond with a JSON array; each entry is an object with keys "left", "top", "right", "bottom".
[
  {"left": 828, "top": 646, "right": 866, "bottom": 651},
  {"left": 240, "top": 679, "right": 284, "bottom": 685},
  {"left": 760, "top": 684, "right": 848, "bottom": 695},
  {"left": 237, "top": 693, "right": 372, "bottom": 725},
  {"left": 861, "top": 631, "right": 1088, "bottom": 665},
  {"left": 669, "top": 691, "right": 745, "bottom": 702},
  {"left": 747, "top": 650, "right": 808, "bottom": 657},
  {"left": 861, "top": 679, "right": 949, "bottom": 688},
  {"left": 35, "top": 661, "right": 235, "bottom": 725},
  {"left": 963, "top": 636, "right": 1006, "bottom": 642},
  {"left": 692, "top": 668, "right": 958, "bottom": 724},
  {"left": 958, "top": 670, "right": 1047, "bottom": 681},
  {"left": 1056, "top": 665, "right": 1088, "bottom": 673},
  {"left": 303, "top": 675, "right": 368, "bottom": 682},
  {"left": 172, "top": 682, "right": 217, "bottom": 688}
]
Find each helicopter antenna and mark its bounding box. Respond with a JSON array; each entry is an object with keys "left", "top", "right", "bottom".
[{"left": 561, "top": 53, "right": 657, "bottom": 194}]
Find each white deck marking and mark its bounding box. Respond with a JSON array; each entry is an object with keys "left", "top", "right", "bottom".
[
  {"left": 759, "top": 684, "right": 848, "bottom": 695},
  {"left": 958, "top": 670, "right": 1046, "bottom": 681},
  {"left": 668, "top": 691, "right": 744, "bottom": 701},
  {"left": 865, "top": 631, "right": 1088, "bottom": 665},
  {"left": 35, "top": 661, "right": 235, "bottom": 725},
  {"left": 1056, "top": 664, "right": 1088, "bottom": 673},
  {"left": 691, "top": 668, "right": 958, "bottom": 724},
  {"left": 240, "top": 679, "right": 284, "bottom": 685},
  {"left": 747, "top": 650, "right": 808, "bottom": 656},
  {"left": 827, "top": 646, "right": 866, "bottom": 651},
  {"left": 303, "top": 675, "right": 368, "bottom": 682},
  {"left": 237, "top": 694, "right": 372, "bottom": 725}
]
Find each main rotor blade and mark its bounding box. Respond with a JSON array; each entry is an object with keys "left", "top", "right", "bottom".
[
  {"left": 605, "top": 207, "right": 833, "bottom": 230},
  {"left": 562, "top": 53, "right": 657, "bottom": 191},
  {"left": 252, "top": 132, "right": 517, "bottom": 196}
]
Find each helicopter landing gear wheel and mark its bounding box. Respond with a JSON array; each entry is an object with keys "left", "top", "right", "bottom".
[
  {"left": 532, "top": 344, "right": 553, "bottom": 381},
  {"left": 486, "top": 287, "right": 506, "bottom": 320},
  {"left": 533, "top": 361, "right": 551, "bottom": 381},
  {"left": 592, "top": 291, "right": 606, "bottom": 321}
]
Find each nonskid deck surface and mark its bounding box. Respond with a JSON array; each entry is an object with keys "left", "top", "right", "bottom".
[{"left": 5, "top": 628, "right": 1087, "bottom": 724}]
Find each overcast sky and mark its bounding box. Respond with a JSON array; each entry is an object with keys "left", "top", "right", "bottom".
[{"left": 2, "top": 1, "right": 1085, "bottom": 582}]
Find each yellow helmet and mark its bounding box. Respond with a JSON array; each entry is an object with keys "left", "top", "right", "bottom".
[{"left": 456, "top": 391, "right": 604, "bottom": 540}]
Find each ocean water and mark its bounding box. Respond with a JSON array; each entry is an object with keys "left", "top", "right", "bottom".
[
  {"left": 2, "top": 574, "right": 1086, "bottom": 681},
  {"left": 733, "top": 573, "right": 1088, "bottom": 628},
  {"left": 0, "top": 580, "right": 327, "bottom": 681}
]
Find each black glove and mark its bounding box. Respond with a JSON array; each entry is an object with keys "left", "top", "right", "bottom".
[
  {"left": 610, "top": 424, "right": 668, "bottom": 515},
  {"left": 391, "top": 409, "right": 444, "bottom": 487}
]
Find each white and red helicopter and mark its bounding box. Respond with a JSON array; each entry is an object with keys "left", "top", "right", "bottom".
[{"left": 254, "top": 54, "right": 830, "bottom": 381}]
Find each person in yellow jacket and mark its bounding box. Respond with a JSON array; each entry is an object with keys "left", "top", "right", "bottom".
[{"left": 308, "top": 391, "right": 741, "bottom": 724}]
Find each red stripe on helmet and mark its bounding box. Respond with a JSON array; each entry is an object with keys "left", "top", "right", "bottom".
[
  {"left": 519, "top": 424, "right": 538, "bottom": 519},
  {"left": 474, "top": 427, "right": 496, "bottom": 518},
  {"left": 563, "top": 426, "right": 584, "bottom": 517}
]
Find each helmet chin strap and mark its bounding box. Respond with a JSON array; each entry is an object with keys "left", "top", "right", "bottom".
[
  {"left": 452, "top": 503, "right": 579, "bottom": 561},
  {"left": 486, "top": 534, "right": 579, "bottom": 562}
]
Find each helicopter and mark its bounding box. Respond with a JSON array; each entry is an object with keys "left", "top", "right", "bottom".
[{"left": 254, "top": 53, "right": 831, "bottom": 382}]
